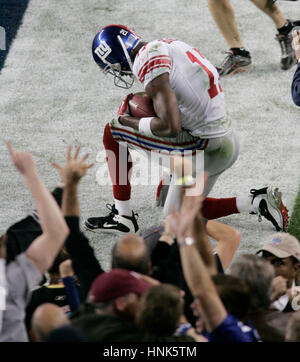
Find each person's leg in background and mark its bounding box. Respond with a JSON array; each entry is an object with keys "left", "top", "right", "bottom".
[
  {"left": 250, "top": 0, "right": 297, "bottom": 69},
  {"left": 207, "top": 0, "right": 252, "bottom": 76}
]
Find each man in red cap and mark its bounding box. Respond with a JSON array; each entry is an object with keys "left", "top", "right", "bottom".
[
  {"left": 71, "top": 269, "right": 152, "bottom": 341},
  {"left": 88, "top": 269, "right": 152, "bottom": 321}
]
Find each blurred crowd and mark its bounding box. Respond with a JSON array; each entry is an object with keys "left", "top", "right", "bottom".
[{"left": 1, "top": 142, "right": 300, "bottom": 343}]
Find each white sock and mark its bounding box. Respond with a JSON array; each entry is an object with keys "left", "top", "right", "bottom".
[
  {"left": 236, "top": 195, "right": 253, "bottom": 213},
  {"left": 114, "top": 199, "right": 132, "bottom": 217}
]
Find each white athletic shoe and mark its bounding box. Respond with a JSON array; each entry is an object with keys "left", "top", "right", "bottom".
[{"left": 250, "top": 186, "right": 289, "bottom": 231}]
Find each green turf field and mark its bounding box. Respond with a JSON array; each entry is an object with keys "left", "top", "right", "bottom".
[{"left": 0, "top": 0, "right": 299, "bottom": 270}]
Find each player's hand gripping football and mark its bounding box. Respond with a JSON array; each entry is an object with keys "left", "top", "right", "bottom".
[
  {"left": 52, "top": 146, "right": 94, "bottom": 185},
  {"left": 117, "top": 93, "right": 133, "bottom": 123},
  {"left": 6, "top": 141, "right": 38, "bottom": 176}
]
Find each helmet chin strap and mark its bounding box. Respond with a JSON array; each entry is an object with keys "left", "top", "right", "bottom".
[{"left": 117, "top": 35, "right": 135, "bottom": 71}]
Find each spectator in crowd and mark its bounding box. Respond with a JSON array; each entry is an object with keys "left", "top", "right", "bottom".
[
  {"left": 257, "top": 232, "right": 300, "bottom": 312},
  {"left": 30, "top": 303, "right": 70, "bottom": 342},
  {"left": 59, "top": 259, "right": 81, "bottom": 314},
  {"left": 4, "top": 187, "right": 63, "bottom": 264},
  {"left": 0, "top": 142, "right": 69, "bottom": 342},
  {"left": 285, "top": 311, "right": 300, "bottom": 342},
  {"left": 169, "top": 174, "right": 259, "bottom": 342},
  {"left": 71, "top": 269, "right": 152, "bottom": 342},
  {"left": 212, "top": 274, "right": 251, "bottom": 323},
  {"left": 52, "top": 146, "right": 102, "bottom": 301},
  {"left": 136, "top": 283, "right": 184, "bottom": 336},
  {"left": 111, "top": 234, "right": 151, "bottom": 275},
  {"left": 292, "top": 29, "right": 300, "bottom": 105},
  {"left": 257, "top": 233, "right": 300, "bottom": 312},
  {"left": 230, "top": 254, "right": 295, "bottom": 342},
  {"left": 45, "top": 325, "right": 87, "bottom": 342},
  {"left": 136, "top": 283, "right": 207, "bottom": 341},
  {"left": 143, "top": 217, "right": 240, "bottom": 277},
  {"left": 72, "top": 269, "right": 198, "bottom": 342},
  {"left": 25, "top": 248, "right": 71, "bottom": 336}
]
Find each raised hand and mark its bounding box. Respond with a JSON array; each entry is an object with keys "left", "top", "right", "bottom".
[
  {"left": 169, "top": 173, "right": 208, "bottom": 240},
  {"left": 59, "top": 259, "right": 74, "bottom": 278},
  {"left": 271, "top": 275, "right": 288, "bottom": 302},
  {"left": 170, "top": 155, "right": 193, "bottom": 182},
  {"left": 292, "top": 30, "right": 300, "bottom": 60},
  {"left": 6, "top": 141, "right": 37, "bottom": 176},
  {"left": 52, "top": 146, "right": 94, "bottom": 185}
]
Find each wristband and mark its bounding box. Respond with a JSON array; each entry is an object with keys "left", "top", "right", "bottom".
[
  {"left": 139, "top": 117, "right": 154, "bottom": 137},
  {"left": 178, "top": 237, "right": 195, "bottom": 247}
]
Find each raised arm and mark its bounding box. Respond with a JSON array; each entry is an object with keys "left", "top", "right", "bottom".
[
  {"left": 52, "top": 146, "right": 93, "bottom": 217},
  {"left": 169, "top": 176, "right": 226, "bottom": 332},
  {"left": 207, "top": 220, "right": 241, "bottom": 271},
  {"left": 170, "top": 157, "right": 216, "bottom": 273},
  {"left": 179, "top": 240, "right": 227, "bottom": 332},
  {"left": 6, "top": 142, "right": 69, "bottom": 274},
  {"left": 53, "top": 146, "right": 103, "bottom": 299}
]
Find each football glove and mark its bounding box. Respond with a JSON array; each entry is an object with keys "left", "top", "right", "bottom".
[{"left": 117, "top": 93, "right": 133, "bottom": 121}]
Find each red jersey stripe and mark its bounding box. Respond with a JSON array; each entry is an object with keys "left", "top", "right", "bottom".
[
  {"left": 140, "top": 63, "right": 171, "bottom": 82},
  {"left": 138, "top": 55, "right": 170, "bottom": 78}
]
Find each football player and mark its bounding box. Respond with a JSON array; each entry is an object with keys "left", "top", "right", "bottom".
[
  {"left": 208, "top": 0, "right": 300, "bottom": 75},
  {"left": 85, "top": 24, "right": 288, "bottom": 234}
]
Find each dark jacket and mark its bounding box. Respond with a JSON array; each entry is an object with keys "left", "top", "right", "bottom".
[
  {"left": 71, "top": 307, "right": 195, "bottom": 342},
  {"left": 248, "top": 308, "right": 294, "bottom": 342},
  {"left": 64, "top": 217, "right": 104, "bottom": 300},
  {"left": 5, "top": 187, "right": 63, "bottom": 264},
  {"left": 292, "top": 62, "right": 300, "bottom": 106}
]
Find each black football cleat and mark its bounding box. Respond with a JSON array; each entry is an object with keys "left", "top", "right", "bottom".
[
  {"left": 276, "top": 31, "right": 296, "bottom": 70},
  {"left": 84, "top": 204, "right": 139, "bottom": 234},
  {"left": 216, "top": 50, "right": 252, "bottom": 76}
]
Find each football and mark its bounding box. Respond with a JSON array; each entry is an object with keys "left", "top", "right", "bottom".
[{"left": 128, "top": 92, "right": 156, "bottom": 118}]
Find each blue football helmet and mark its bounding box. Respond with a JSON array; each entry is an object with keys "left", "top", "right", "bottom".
[{"left": 92, "top": 24, "right": 141, "bottom": 89}]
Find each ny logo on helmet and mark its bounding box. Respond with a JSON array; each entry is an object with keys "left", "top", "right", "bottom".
[
  {"left": 94, "top": 40, "right": 111, "bottom": 62},
  {"left": 120, "top": 29, "right": 128, "bottom": 36}
]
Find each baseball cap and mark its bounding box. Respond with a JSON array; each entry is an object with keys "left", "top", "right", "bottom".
[
  {"left": 88, "top": 269, "right": 152, "bottom": 303},
  {"left": 256, "top": 232, "right": 300, "bottom": 262}
]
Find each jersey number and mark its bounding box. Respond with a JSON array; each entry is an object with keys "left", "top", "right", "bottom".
[{"left": 186, "top": 49, "right": 222, "bottom": 99}]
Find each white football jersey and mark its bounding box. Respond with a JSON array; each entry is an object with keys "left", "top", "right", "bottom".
[{"left": 132, "top": 39, "right": 230, "bottom": 138}]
